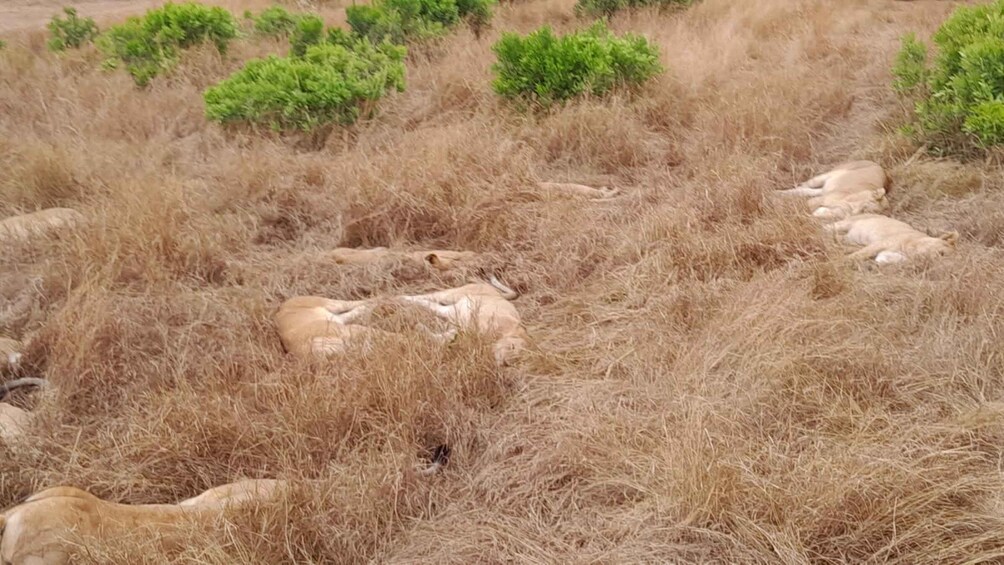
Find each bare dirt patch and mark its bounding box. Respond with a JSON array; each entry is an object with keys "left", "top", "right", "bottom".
[{"left": 0, "top": 1, "right": 161, "bottom": 34}]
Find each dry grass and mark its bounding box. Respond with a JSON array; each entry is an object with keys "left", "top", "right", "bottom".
[{"left": 4, "top": 0, "right": 1004, "bottom": 562}]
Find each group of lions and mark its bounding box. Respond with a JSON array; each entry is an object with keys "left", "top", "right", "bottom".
[
  {"left": 778, "top": 160, "right": 958, "bottom": 263},
  {"left": 276, "top": 258, "right": 528, "bottom": 367},
  {"left": 272, "top": 179, "right": 622, "bottom": 367},
  {"left": 0, "top": 160, "right": 961, "bottom": 561},
  {"left": 0, "top": 180, "right": 618, "bottom": 563},
  {"left": 0, "top": 208, "right": 86, "bottom": 449}
]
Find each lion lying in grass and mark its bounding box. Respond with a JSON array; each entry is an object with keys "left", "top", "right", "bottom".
[
  {"left": 779, "top": 160, "right": 889, "bottom": 220},
  {"left": 275, "top": 296, "right": 457, "bottom": 359},
  {"left": 537, "top": 182, "right": 619, "bottom": 201},
  {"left": 0, "top": 378, "right": 45, "bottom": 442},
  {"left": 0, "top": 402, "right": 31, "bottom": 443},
  {"left": 329, "top": 247, "right": 478, "bottom": 271},
  {"left": 0, "top": 208, "right": 84, "bottom": 246},
  {"left": 398, "top": 274, "right": 528, "bottom": 367},
  {"left": 0, "top": 448, "right": 451, "bottom": 564},
  {"left": 826, "top": 213, "right": 959, "bottom": 263},
  {"left": 0, "top": 338, "right": 22, "bottom": 373},
  {"left": 0, "top": 479, "right": 281, "bottom": 565}
]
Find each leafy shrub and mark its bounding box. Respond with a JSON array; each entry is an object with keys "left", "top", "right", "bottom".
[
  {"left": 893, "top": 0, "right": 1004, "bottom": 150},
  {"left": 250, "top": 5, "right": 306, "bottom": 37},
  {"left": 575, "top": 0, "right": 692, "bottom": 18},
  {"left": 203, "top": 38, "right": 406, "bottom": 131},
  {"left": 97, "top": 2, "right": 238, "bottom": 86},
  {"left": 492, "top": 22, "right": 662, "bottom": 107},
  {"left": 456, "top": 0, "right": 495, "bottom": 38},
  {"left": 290, "top": 14, "right": 325, "bottom": 56},
  {"left": 47, "top": 7, "right": 99, "bottom": 51},
  {"left": 346, "top": 0, "right": 491, "bottom": 43},
  {"left": 346, "top": 0, "right": 446, "bottom": 44},
  {"left": 892, "top": 33, "right": 928, "bottom": 95}
]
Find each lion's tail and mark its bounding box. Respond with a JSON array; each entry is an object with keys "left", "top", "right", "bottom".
[
  {"left": 417, "top": 445, "right": 451, "bottom": 476},
  {"left": 486, "top": 275, "right": 519, "bottom": 300},
  {"left": 0, "top": 377, "right": 46, "bottom": 401}
]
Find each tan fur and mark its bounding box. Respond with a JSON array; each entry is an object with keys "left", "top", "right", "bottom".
[
  {"left": 274, "top": 296, "right": 394, "bottom": 359},
  {"left": 826, "top": 213, "right": 958, "bottom": 264},
  {"left": 177, "top": 479, "right": 283, "bottom": 508},
  {"left": 0, "top": 480, "right": 281, "bottom": 565},
  {"left": 274, "top": 296, "right": 457, "bottom": 359},
  {"left": 398, "top": 275, "right": 527, "bottom": 366},
  {"left": 0, "top": 377, "right": 46, "bottom": 442},
  {"left": 537, "top": 182, "right": 619, "bottom": 201},
  {"left": 779, "top": 161, "right": 890, "bottom": 220},
  {"left": 0, "top": 339, "right": 22, "bottom": 373},
  {"left": 808, "top": 187, "right": 888, "bottom": 220},
  {"left": 0, "top": 209, "right": 84, "bottom": 246},
  {"left": 0, "top": 403, "right": 31, "bottom": 442},
  {"left": 328, "top": 247, "right": 478, "bottom": 272}
]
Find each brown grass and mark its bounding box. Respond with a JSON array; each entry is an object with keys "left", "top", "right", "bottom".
[{"left": 4, "top": 0, "right": 1004, "bottom": 562}]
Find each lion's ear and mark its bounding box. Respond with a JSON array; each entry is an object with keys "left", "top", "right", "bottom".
[
  {"left": 425, "top": 253, "right": 443, "bottom": 268},
  {"left": 941, "top": 231, "right": 960, "bottom": 245}
]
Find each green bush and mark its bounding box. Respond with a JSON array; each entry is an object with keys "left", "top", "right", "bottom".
[
  {"left": 893, "top": 0, "right": 1004, "bottom": 150},
  {"left": 574, "top": 0, "right": 691, "bottom": 18},
  {"left": 346, "top": 0, "right": 491, "bottom": 43},
  {"left": 892, "top": 33, "right": 928, "bottom": 95},
  {"left": 346, "top": 0, "right": 447, "bottom": 44},
  {"left": 203, "top": 37, "right": 406, "bottom": 131},
  {"left": 47, "top": 7, "right": 99, "bottom": 51},
  {"left": 290, "top": 14, "right": 325, "bottom": 56},
  {"left": 97, "top": 2, "right": 238, "bottom": 86},
  {"left": 491, "top": 22, "right": 662, "bottom": 107},
  {"left": 456, "top": 0, "right": 495, "bottom": 38},
  {"left": 251, "top": 5, "right": 307, "bottom": 37}
]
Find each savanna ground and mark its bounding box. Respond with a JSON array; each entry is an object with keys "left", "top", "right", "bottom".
[{"left": 3, "top": 0, "right": 1004, "bottom": 562}]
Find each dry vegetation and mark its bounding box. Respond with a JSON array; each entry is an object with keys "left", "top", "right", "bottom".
[{"left": 4, "top": 0, "right": 1004, "bottom": 562}]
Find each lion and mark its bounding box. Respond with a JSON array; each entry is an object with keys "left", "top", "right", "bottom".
[
  {"left": 537, "top": 182, "right": 619, "bottom": 201},
  {"left": 0, "top": 208, "right": 84, "bottom": 246},
  {"left": 0, "top": 338, "right": 22, "bottom": 373},
  {"left": 0, "top": 403, "right": 31, "bottom": 443},
  {"left": 825, "top": 213, "right": 959, "bottom": 263},
  {"left": 0, "top": 377, "right": 46, "bottom": 442},
  {"left": 0, "top": 479, "right": 282, "bottom": 565},
  {"left": 0, "top": 450, "right": 452, "bottom": 564},
  {"left": 397, "top": 274, "right": 528, "bottom": 367},
  {"left": 274, "top": 296, "right": 457, "bottom": 359},
  {"left": 176, "top": 479, "right": 284, "bottom": 508},
  {"left": 328, "top": 247, "right": 478, "bottom": 272},
  {"left": 778, "top": 160, "right": 890, "bottom": 220}
]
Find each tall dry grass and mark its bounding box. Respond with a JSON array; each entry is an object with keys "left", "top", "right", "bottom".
[{"left": 3, "top": 0, "right": 1004, "bottom": 562}]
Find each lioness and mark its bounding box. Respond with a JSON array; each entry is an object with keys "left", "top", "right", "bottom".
[
  {"left": 0, "top": 450, "right": 451, "bottom": 564},
  {"left": 0, "top": 338, "right": 22, "bottom": 373},
  {"left": 0, "top": 403, "right": 30, "bottom": 443},
  {"left": 328, "top": 247, "right": 478, "bottom": 271},
  {"left": 398, "top": 274, "right": 528, "bottom": 366},
  {"left": 537, "top": 182, "right": 619, "bottom": 201},
  {"left": 779, "top": 161, "right": 890, "bottom": 220},
  {"left": 0, "top": 208, "right": 84, "bottom": 246},
  {"left": 825, "top": 213, "right": 958, "bottom": 263},
  {"left": 275, "top": 296, "right": 456, "bottom": 359},
  {"left": 0, "top": 479, "right": 281, "bottom": 565},
  {"left": 0, "top": 378, "right": 46, "bottom": 442},
  {"left": 176, "top": 479, "right": 284, "bottom": 508}
]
